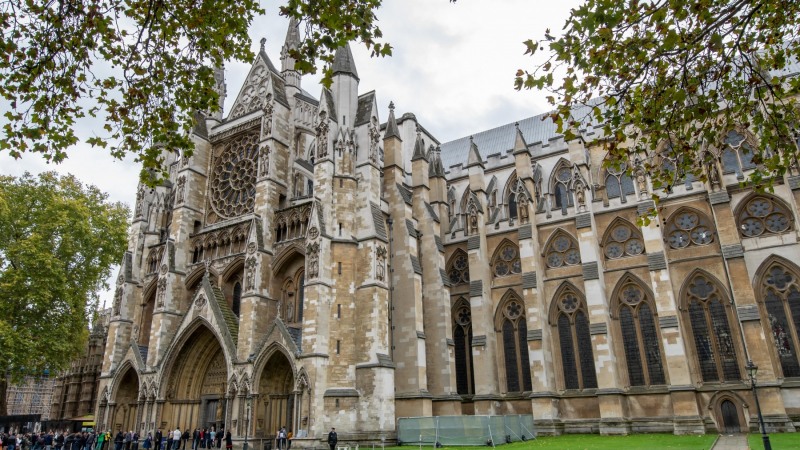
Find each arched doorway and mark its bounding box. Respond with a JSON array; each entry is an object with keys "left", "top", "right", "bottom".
[
  {"left": 112, "top": 366, "right": 139, "bottom": 432},
  {"left": 162, "top": 325, "right": 229, "bottom": 433},
  {"left": 720, "top": 400, "right": 741, "bottom": 434},
  {"left": 255, "top": 351, "right": 295, "bottom": 438}
]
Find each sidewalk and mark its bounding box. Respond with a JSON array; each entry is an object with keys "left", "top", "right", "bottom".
[{"left": 711, "top": 434, "right": 749, "bottom": 450}]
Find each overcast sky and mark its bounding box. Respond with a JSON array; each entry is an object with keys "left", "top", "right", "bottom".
[{"left": 0, "top": 0, "right": 581, "bottom": 306}]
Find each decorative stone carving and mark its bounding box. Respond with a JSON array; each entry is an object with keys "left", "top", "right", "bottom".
[
  {"left": 175, "top": 175, "right": 185, "bottom": 206},
  {"left": 636, "top": 167, "right": 648, "bottom": 198},
  {"left": 369, "top": 116, "right": 381, "bottom": 163},
  {"left": 308, "top": 226, "right": 319, "bottom": 239},
  {"left": 247, "top": 242, "right": 257, "bottom": 254},
  {"left": 159, "top": 264, "right": 168, "bottom": 275},
  {"left": 376, "top": 246, "right": 387, "bottom": 281},
  {"left": 707, "top": 160, "right": 721, "bottom": 191},
  {"left": 245, "top": 256, "right": 257, "bottom": 292},
  {"left": 195, "top": 293, "right": 206, "bottom": 307},
  {"left": 468, "top": 206, "right": 479, "bottom": 235},
  {"left": 307, "top": 242, "right": 320, "bottom": 279},
  {"left": 156, "top": 277, "right": 167, "bottom": 308},
  {"left": 135, "top": 187, "right": 145, "bottom": 218},
  {"left": 261, "top": 94, "right": 274, "bottom": 138},
  {"left": 113, "top": 273, "right": 124, "bottom": 315},
  {"left": 574, "top": 181, "right": 586, "bottom": 211},
  {"left": 315, "top": 111, "right": 329, "bottom": 159},
  {"left": 132, "top": 324, "right": 140, "bottom": 342},
  {"left": 259, "top": 144, "right": 270, "bottom": 177},
  {"left": 518, "top": 195, "right": 529, "bottom": 224}
]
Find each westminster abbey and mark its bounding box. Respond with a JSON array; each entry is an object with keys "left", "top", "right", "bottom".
[{"left": 96, "top": 19, "right": 800, "bottom": 446}]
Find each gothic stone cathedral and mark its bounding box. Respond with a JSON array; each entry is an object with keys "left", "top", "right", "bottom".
[{"left": 97, "top": 20, "right": 800, "bottom": 444}]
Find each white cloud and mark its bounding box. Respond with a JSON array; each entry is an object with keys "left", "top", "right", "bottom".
[{"left": 0, "top": 1, "right": 580, "bottom": 307}]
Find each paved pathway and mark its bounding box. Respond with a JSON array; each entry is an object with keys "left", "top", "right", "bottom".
[{"left": 711, "top": 434, "right": 749, "bottom": 450}]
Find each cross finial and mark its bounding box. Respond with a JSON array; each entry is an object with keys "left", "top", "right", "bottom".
[
  {"left": 260, "top": 38, "right": 266, "bottom": 51},
  {"left": 389, "top": 101, "right": 395, "bottom": 111}
]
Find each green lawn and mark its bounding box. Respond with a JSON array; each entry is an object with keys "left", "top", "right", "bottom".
[
  {"left": 384, "top": 433, "right": 717, "bottom": 450},
  {"left": 747, "top": 432, "right": 798, "bottom": 450}
]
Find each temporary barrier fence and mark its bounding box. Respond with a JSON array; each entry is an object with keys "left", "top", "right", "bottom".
[{"left": 396, "top": 415, "right": 535, "bottom": 447}]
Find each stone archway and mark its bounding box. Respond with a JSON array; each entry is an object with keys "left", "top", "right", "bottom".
[
  {"left": 162, "top": 325, "right": 229, "bottom": 433},
  {"left": 254, "top": 351, "right": 295, "bottom": 438},
  {"left": 112, "top": 366, "right": 139, "bottom": 432}
]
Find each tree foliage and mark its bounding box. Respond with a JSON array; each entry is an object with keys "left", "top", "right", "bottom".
[
  {"left": 0, "top": 172, "right": 129, "bottom": 415},
  {"left": 516, "top": 0, "right": 800, "bottom": 196},
  {"left": 0, "top": 0, "right": 390, "bottom": 183}
]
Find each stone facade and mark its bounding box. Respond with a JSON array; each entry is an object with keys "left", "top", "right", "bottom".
[{"left": 97, "top": 19, "right": 800, "bottom": 445}]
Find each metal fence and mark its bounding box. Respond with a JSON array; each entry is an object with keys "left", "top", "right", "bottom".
[{"left": 397, "top": 415, "right": 535, "bottom": 447}]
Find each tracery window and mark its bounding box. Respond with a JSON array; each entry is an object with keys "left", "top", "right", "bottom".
[
  {"left": 614, "top": 278, "right": 666, "bottom": 386},
  {"left": 721, "top": 130, "right": 756, "bottom": 177},
  {"left": 657, "top": 140, "right": 695, "bottom": 189},
  {"left": 492, "top": 242, "right": 522, "bottom": 277},
  {"left": 447, "top": 250, "right": 470, "bottom": 286},
  {"left": 553, "top": 165, "right": 574, "bottom": 213},
  {"left": 545, "top": 231, "right": 581, "bottom": 268},
  {"left": 602, "top": 220, "right": 645, "bottom": 260},
  {"left": 498, "top": 294, "right": 532, "bottom": 392},
  {"left": 759, "top": 262, "right": 800, "bottom": 377},
  {"left": 453, "top": 299, "right": 475, "bottom": 395},
  {"left": 684, "top": 273, "right": 741, "bottom": 382},
  {"left": 209, "top": 133, "right": 259, "bottom": 221},
  {"left": 736, "top": 195, "right": 793, "bottom": 238},
  {"left": 605, "top": 160, "right": 635, "bottom": 200},
  {"left": 665, "top": 208, "right": 715, "bottom": 249},
  {"left": 554, "top": 286, "right": 597, "bottom": 389}
]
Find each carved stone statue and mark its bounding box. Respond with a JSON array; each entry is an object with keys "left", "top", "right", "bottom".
[
  {"left": 636, "top": 169, "right": 648, "bottom": 198},
  {"left": 518, "top": 195, "right": 529, "bottom": 223},
  {"left": 369, "top": 116, "right": 381, "bottom": 163},
  {"left": 315, "top": 111, "right": 329, "bottom": 159},
  {"left": 469, "top": 208, "right": 479, "bottom": 235},
  {"left": 307, "top": 242, "right": 320, "bottom": 278}
]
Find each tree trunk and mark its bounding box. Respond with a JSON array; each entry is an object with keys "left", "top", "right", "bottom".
[{"left": 0, "top": 374, "right": 8, "bottom": 416}]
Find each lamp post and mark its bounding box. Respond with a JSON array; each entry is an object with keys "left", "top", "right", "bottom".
[
  {"left": 745, "top": 360, "right": 771, "bottom": 450},
  {"left": 243, "top": 395, "right": 252, "bottom": 450}
]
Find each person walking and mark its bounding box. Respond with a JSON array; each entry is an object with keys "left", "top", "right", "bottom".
[
  {"left": 326, "top": 428, "right": 337, "bottom": 450},
  {"left": 94, "top": 431, "right": 104, "bottom": 450},
  {"left": 113, "top": 432, "right": 123, "bottom": 450},
  {"left": 171, "top": 429, "right": 180, "bottom": 450},
  {"left": 180, "top": 430, "right": 188, "bottom": 450}
]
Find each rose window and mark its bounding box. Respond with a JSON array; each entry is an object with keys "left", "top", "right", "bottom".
[
  {"left": 493, "top": 243, "right": 522, "bottom": 277},
  {"left": 456, "top": 305, "right": 472, "bottom": 326},
  {"left": 665, "top": 209, "right": 716, "bottom": 249},
  {"left": 559, "top": 294, "right": 579, "bottom": 313},
  {"left": 546, "top": 233, "right": 581, "bottom": 268},
  {"left": 504, "top": 300, "right": 523, "bottom": 319},
  {"left": 738, "top": 196, "right": 793, "bottom": 238},
  {"left": 209, "top": 133, "right": 259, "bottom": 219},
  {"left": 603, "top": 222, "right": 644, "bottom": 260},
  {"left": 622, "top": 285, "right": 643, "bottom": 305}
]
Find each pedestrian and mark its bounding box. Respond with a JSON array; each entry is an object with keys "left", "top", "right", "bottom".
[
  {"left": 223, "top": 432, "right": 230, "bottom": 450},
  {"left": 153, "top": 431, "right": 161, "bottom": 450},
  {"left": 171, "top": 429, "right": 180, "bottom": 450},
  {"left": 142, "top": 434, "right": 151, "bottom": 450},
  {"left": 180, "top": 430, "right": 188, "bottom": 450},
  {"left": 326, "top": 428, "right": 337, "bottom": 450},
  {"left": 131, "top": 433, "right": 138, "bottom": 450},
  {"left": 94, "top": 431, "right": 104, "bottom": 450},
  {"left": 55, "top": 432, "right": 65, "bottom": 450},
  {"left": 285, "top": 431, "right": 291, "bottom": 450},
  {"left": 213, "top": 430, "right": 220, "bottom": 450}
]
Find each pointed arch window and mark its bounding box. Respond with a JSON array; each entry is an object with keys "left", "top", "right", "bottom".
[
  {"left": 759, "top": 262, "right": 800, "bottom": 377},
  {"left": 232, "top": 282, "right": 242, "bottom": 317},
  {"left": 447, "top": 250, "right": 470, "bottom": 285},
  {"left": 453, "top": 299, "right": 475, "bottom": 395},
  {"left": 545, "top": 232, "right": 581, "bottom": 268},
  {"left": 492, "top": 242, "right": 521, "bottom": 277},
  {"left": 497, "top": 294, "right": 532, "bottom": 392},
  {"left": 602, "top": 221, "right": 645, "bottom": 259},
  {"left": 553, "top": 165, "right": 574, "bottom": 213},
  {"left": 614, "top": 279, "right": 666, "bottom": 386},
  {"left": 657, "top": 140, "right": 695, "bottom": 189},
  {"left": 665, "top": 208, "right": 715, "bottom": 249},
  {"left": 721, "top": 130, "right": 756, "bottom": 177},
  {"left": 736, "top": 195, "right": 794, "bottom": 238},
  {"left": 553, "top": 287, "right": 597, "bottom": 389},
  {"left": 684, "top": 273, "right": 741, "bottom": 382},
  {"left": 604, "top": 160, "right": 635, "bottom": 201}
]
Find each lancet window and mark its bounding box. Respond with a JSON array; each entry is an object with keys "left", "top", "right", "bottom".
[
  {"left": 758, "top": 262, "right": 800, "bottom": 378},
  {"left": 497, "top": 293, "right": 532, "bottom": 392},
  {"left": 545, "top": 231, "right": 581, "bottom": 268},
  {"left": 684, "top": 273, "right": 741, "bottom": 382},
  {"left": 553, "top": 285, "right": 597, "bottom": 390},
  {"left": 736, "top": 195, "right": 793, "bottom": 238},
  {"left": 665, "top": 208, "right": 715, "bottom": 249},
  {"left": 492, "top": 241, "right": 522, "bottom": 278},
  {"left": 613, "top": 277, "right": 666, "bottom": 386},
  {"left": 602, "top": 220, "right": 645, "bottom": 260},
  {"left": 604, "top": 160, "right": 635, "bottom": 200},
  {"left": 453, "top": 299, "right": 475, "bottom": 395},
  {"left": 721, "top": 130, "right": 756, "bottom": 177},
  {"left": 552, "top": 164, "right": 574, "bottom": 213}
]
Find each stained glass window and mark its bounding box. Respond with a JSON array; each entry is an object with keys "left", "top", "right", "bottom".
[
  {"left": 500, "top": 295, "right": 532, "bottom": 392},
  {"left": 605, "top": 160, "right": 637, "bottom": 200},
  {"left": 555, "top": 287, "right": 597, "bottom": 389},
  {"left": 737, "top": 195, "right": 794, "bottom": 238},
  {"left": 603, "top": 221, "right": 645, "bottom": 260},
  {"left": 760, "top": 264, "right": 800, "bottom": 378},
  {"left": 615, "top": 280, "right": 666, "bottom": 386},
  {"left": 447, "top": 250, "right": 470, "bottom": 285},
  {"left": 546, "top": 232, "right": 581, "bottom": 268},
  {"left": 721, "top": 130, "right": 757, "bottom": 176},
  {"left": 492, "top": 242, "right": 522, "bottom": 278},
  {"left": 209, "top": 133, "right": 259, "bottom": 220},
  {"left": 685, "top": 273, "right": 741, "bottom": 382},
  {"left": 453, "top": 300, "right": 474, "bottom": 395},
  {"left": 665, "top": 208, "right": 716, "bottom": 249},
  {"left": 553, "top": 165, "right": 574, "bottom": 214}
]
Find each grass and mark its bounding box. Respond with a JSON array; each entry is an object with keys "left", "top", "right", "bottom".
[
  {"left": 380, "top": 433, "right": 718, "bottom": 450},
  {"left": 747, "top": 432, "right": 798, "bottom": 450}
]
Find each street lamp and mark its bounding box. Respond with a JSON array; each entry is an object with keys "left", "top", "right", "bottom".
[
  {"left": 745, "top": 360, "right": 772, "bottom": 450},
  {"left": 243, "top": 395, "right": 253, "bottom": 450}
]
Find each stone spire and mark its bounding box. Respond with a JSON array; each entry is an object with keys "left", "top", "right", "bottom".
[
  {"left": 281, "top": 17, "right": 302, "bottom": 89},
  {"left": 332, "top": 43, "right": 359, "bottom": 80},
  {"left": 428, "top": 145, "right": 446, "bottom": 178},
  {"left": 466, "top": 136, "right": 484, "bottom": 168},
  {"left": 411, "top": 126, "right": 428, "bottom": 161},
  {"left": 384, "top": 102, "right": 401, "bottom": 141},
  {"left": 512, "top": 122, "right": 529, "bottom": 155}
]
